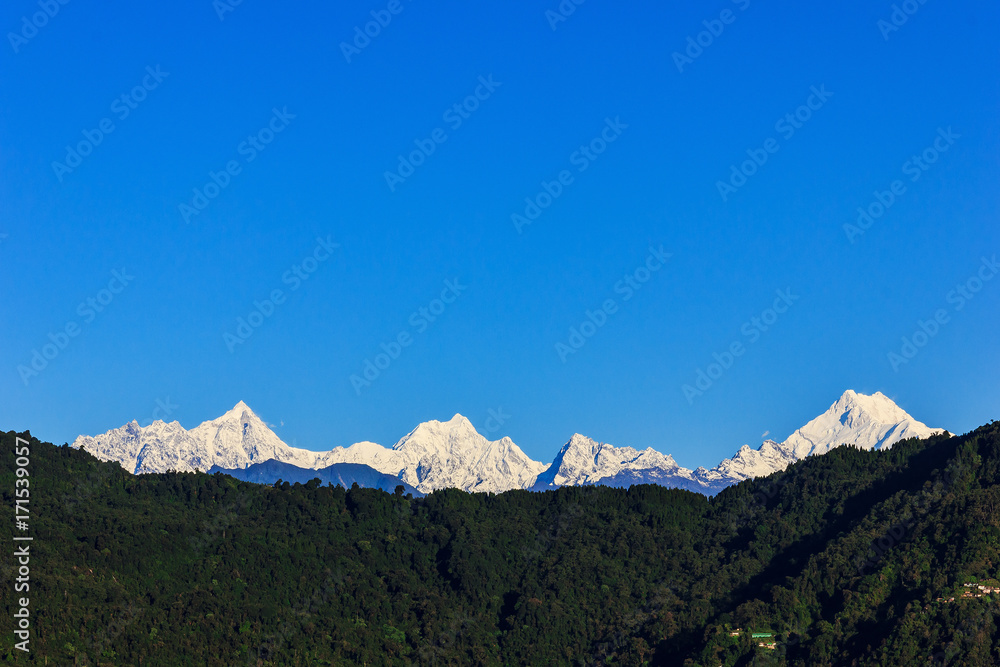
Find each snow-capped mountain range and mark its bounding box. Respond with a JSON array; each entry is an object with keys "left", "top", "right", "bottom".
[
  {"left": 73, "top": 403, "right": 544, "bottom": 494},
  {"left": 529, "top": 434, "right": 715, "bottom": 494},
  {"left": 72, "top": 390, "right": 946, "bottom": 495},
  {"left": 313, "top": 415, "right": 546, "bottom": 493},
  {"left": 691, "top": 390, "right": 945, "bottom": 487}
]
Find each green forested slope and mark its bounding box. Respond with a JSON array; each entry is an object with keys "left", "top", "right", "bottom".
[{"left": 1, "top": 422, "right": 999, "bottom": 666}]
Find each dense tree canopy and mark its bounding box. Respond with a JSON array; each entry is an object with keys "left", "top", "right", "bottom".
[{"left": 2, "top": 422, "right": 1000, "bottom": 665}]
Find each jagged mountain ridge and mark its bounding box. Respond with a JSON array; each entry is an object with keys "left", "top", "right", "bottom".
[
  {"left": 692, "top": 389, "right": 946, "bottom": 486},
  {"left": 528, "top": 390, "right": 944, "bottom": 493},
  {"left": 72, "top": 401, "right": 320, "bottom": 475},
  {"left": 529, "top": 433, "right": 725, "bottom": 494},
  {"left": 73, "top": 408, "right": 546, "bottom": 494},
  {"left": 72, "top": 390, "right": 946, "bottom": 495},
  {"left": 315, "top": 415, "right": 547, "bottom": 494}
]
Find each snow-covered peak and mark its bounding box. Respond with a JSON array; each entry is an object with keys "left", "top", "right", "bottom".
[
  {"left": 211, "top": 400, "right": 257, "bottom": 426},
  {"left": 831, "top": 390, "right": 909, "bottom": 424},
  {"left": 534, "top": 433, "right": 689, "bottom": 488},
  {"left": 71, "top": 390, "right": 948, "bottom": 497},
  {"left": 73, "top": 405, "right": 545, "bottom": 495},
  {"left": 380, "top": 416, "right": 545, "bottom": 493},
  {"left": 699, "top": 391, "right": 947, "bottom": 486},
  {"left": 392, "top": 414, "right": 480, "bottom": 453},
  {"left": 695, "top": 439, "right": 795, "bottom": 485},
  {"left": 72, "top": 401, "right": 319, "bottom": 474},
  {"left": 782, "top": 390, "right": 944, "bottom": 459},
  {"left": 188, "top": 401, "right": 309, "bottom": 469},
  {"left": 559, "top": 433, "right": 679, "bottom": 469}
]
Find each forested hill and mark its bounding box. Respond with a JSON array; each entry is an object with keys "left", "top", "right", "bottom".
[{"left": 2, "top": 422, "right": 1000, "bottom": 666}]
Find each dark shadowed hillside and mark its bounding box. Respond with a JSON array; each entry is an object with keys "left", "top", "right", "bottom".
[
  {"left": 2, "top": 422, "right": 999, "bottom": 665},
  {"left": 208, "top": 460, "right": 423, "bottom": 497}
]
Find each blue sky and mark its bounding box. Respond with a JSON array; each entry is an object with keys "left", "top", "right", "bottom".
[{"left": 2, "top": 0, "right": 998, "bottom": 468}]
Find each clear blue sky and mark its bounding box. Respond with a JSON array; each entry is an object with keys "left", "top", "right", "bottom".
[{"left": 2, "top": 0, "right": 998, "bottom": 468}]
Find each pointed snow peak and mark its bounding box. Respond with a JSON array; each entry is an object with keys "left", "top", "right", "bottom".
[
  {"left": 552, "top": 433, "right": 598, "bottom": 459},
  {"left": 381, "top": 414, "right": 544, "bottom": 493},
  {"left": 392, "top": 414, "right": 488, "bottom": 454},
  {"left": 834, "top": 389, "right": 870, "bottom": 411},
  {"left": 450, "top": 414, "right": 476, "bottom": 429},
  {"left": 827, "top": 390, "right": 912, "bottom": 425},
  {"left": 536, "top": 433, "right": 696, "bottom": 490},
  {"left": 214, "top": 401, "right": 263, "bottom": 426},
  {"left": 837, "top": 389, "right": 858, "bottom": 403},
  {"left": 229, "top": 400, "right": 253, "bottom": 416},
  {"left": 780, "top": 390, "right": 944, "bottom": 460},
  {"left": 837, "top": 388, "right": 887, "bottom": 407}
]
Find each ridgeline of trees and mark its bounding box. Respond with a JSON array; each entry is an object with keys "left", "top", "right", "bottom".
[{"left": 2, "top": 421, "right": 1000, "bottom": 665}]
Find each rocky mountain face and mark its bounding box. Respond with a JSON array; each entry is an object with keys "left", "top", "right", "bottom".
[
  {"left": 529, "top": 433, "right": 722, "bottom": 494},
  {"left": 316, "top": 415, "right": 547, "bottom": 494}
]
